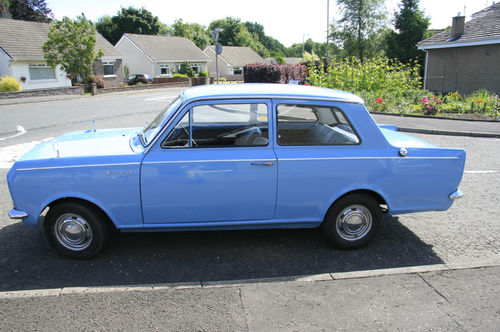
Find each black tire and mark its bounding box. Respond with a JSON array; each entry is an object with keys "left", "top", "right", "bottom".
[
  {"left": 44, "top": 201, "right": 111, "bottom": 259},
  {"left": 321, "top": 193, "right": 382, "bottom": 249}
]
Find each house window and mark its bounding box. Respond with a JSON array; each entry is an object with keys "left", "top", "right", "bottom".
[
  {"left": 160, "top": 65, "right": 170, "bottom": 75},
  {"left": 102, "top": 61, "right": 115, "bottom": 76},
  {"left": 28, "top": 64, "right": 55, "bottom": 80},
  {"left": 233, "top": 67, "right": 243, "bottom": 75},
  {"left": 191, "top": 64, "right": 201, "bottom": 74}
]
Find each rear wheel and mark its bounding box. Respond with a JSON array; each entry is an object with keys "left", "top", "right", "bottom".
[
  {"left": 44, "top": 201, "right": 110, "bottom": 259},
  {"left": 321, "top": 194, "right": 382, "bottom": 249}
]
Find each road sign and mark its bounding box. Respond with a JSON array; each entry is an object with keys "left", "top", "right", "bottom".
[{"left": 215, "top": 43, "right": 222, "bottom": 55}]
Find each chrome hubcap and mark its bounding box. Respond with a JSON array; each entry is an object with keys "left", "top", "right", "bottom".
[
  {"left": 54, "top": 213, "right": 93, "bottom": 251},
  {"left": 336, "top": 205, "right": 372, "bottom": 241}
]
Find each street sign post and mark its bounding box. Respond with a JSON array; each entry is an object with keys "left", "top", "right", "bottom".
[{"left": 212, "top": 28, "right": 223, "bottom": 84}]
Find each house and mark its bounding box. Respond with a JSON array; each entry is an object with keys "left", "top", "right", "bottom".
[
  {"left": 203, "top": 46, "right": 265, "bottom": 80},
  {"left": 0, "top": 18, "right": 124, "bottom": 90},
  {"left": 417, "top": 3, "right": 500, "bottom": 95},
  {"left": 115, "top": 34, "right": 210, "bottom": 79}
]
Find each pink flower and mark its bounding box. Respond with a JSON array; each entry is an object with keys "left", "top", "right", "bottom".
[
  {"left": 376, "top": 98, "right": 382, "bottom": 103},
  {"left": 422, "top": 96, "right": 429, "bottom": 103}
]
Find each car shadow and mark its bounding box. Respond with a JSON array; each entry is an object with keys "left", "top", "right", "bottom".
[{"left": 0, "top": 215, "right": 443, "bottom": 291}]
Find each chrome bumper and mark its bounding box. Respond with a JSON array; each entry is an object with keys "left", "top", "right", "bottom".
[
  {"left": 8, "top": 208, "right": 28, "bottom": 219},
  {"left": 449, "top": 189, "right": 464, "bottom": 200}
]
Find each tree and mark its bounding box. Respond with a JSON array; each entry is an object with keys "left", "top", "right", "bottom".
[
  {"left": 96, "top": 7, "right": 163, "bottom": 45},
  {"left": 43, "top": 15, "right": 103, "bottom": 84},
  {"left": 8, "top": 0, "right": 53, "bottom": 22},
  {"left": 95, "top": 15, "right": 115, "bottom": 44},
  {"left": 244, "top": 21, "right": 287, "bottom": 56},
  {"left": 208, "top": 17, "right": 242, "bottom": 46},
  {"left": 385, "top": 0, "right": 430, "bottom": 67},
  {"left": 172, "top": 19, "right": 210, "bottom": 49},
  {"left": 330, "top": 0, "right": 387, "bottom": 61}
]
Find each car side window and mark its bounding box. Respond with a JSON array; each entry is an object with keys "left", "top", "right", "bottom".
[
  {"left": 277, "top": 104, "right": 360, "bottom": 146},
  {"left": 162, "top": 103, "right": 269, "bottom": 148},
  {"left": 162, "top": 111, "right": 190, "bottom": 148}
]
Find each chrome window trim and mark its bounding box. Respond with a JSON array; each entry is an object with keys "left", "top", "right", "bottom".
[
  {"left": 144, "top": 98, "right": 273, "bottom": 155},
  {"left": 16, "top": 163, "right": 141, "bottom": 172}
]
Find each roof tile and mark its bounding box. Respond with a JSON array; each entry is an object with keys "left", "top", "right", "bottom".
[
  {"left": 122, "top": 33, "right": 209, "bottom": 62},
  {"left": 418, "top": 5, "right": 500, "bottom": 48},
  {"left": 0, "top": 18, "right": 122, "bottom": 60}
]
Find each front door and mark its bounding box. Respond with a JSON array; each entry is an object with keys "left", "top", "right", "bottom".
[{"left": 141, "top": 99, "right": 277, "bottom": 224}]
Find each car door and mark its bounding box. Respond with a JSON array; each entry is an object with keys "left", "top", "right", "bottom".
[{"left": 141, "top": 99, "right": 277, "bottom": 224}]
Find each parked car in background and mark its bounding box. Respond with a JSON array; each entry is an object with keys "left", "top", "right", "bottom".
[
  {"left": 126, "top": 74, "right": 153, "bottom": 85},
  {"left": 7, "top": 84, "right": 466, "bottom": 259}
]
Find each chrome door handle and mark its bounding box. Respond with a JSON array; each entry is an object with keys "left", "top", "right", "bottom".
[{"left": 251, "top": 161, "right": 274, "bottom": 166}]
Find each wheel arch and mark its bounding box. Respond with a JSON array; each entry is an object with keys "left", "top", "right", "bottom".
[
  {"left": 39, "top": 196, "right": 117, "bottom": 230},
  {"left": 324, "top": 189, "right": 388, "bottom": 221}
]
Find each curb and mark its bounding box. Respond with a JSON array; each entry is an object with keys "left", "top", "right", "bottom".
[
  {"left": 370, "top": 111, "right": 500, "bottom": 123},
  {"left": 1, "top": 257, "right": 498, "bottom": 299},
  {"left": 398, "top": 127, "right": 500, "bottom": 138}
]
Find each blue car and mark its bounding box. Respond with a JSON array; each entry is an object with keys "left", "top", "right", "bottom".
[{"left": 7, "top": 84, "right": 466, "bottom": 259}]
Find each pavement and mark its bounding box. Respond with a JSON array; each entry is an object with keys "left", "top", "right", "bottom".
[
  {"left": 1, "top": 88, "right": 499, "bottom": 330},
  {"left": 1, "top": 264, "right": 499, "bottom": 330},
  {"left": 372, "top": 113, "right": 500, "bottom": 138}
]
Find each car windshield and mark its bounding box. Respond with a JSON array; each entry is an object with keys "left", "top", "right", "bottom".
[{"left": 140, "top": 96, "right": 183, "bottom": 146}]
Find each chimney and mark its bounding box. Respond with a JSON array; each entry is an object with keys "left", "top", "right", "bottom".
[{"left": 450, "top": 15, "right": 465, "bottom": 40}]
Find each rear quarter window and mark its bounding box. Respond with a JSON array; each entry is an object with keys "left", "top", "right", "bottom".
[{"left": 277, "top": 104, "right": 360, "bottom": 146}]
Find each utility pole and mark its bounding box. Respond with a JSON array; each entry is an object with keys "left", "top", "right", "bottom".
[
  {"left": 302, "top": 33, "right": 310, "bottom": 57},
  {"left": 326, "top": 0, "right": 330, "bottom": 61}
]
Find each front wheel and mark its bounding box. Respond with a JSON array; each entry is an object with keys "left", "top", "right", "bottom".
[
  {"left": 44, "top": 202, "right": 110, "bottom": 259},
  {"left": 321, "top": 194, "right": 382, "bottom": 249}
]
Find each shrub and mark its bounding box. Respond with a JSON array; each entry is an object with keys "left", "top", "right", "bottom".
[
  {"left": 198, "top": 70, "right": 208, "bottom": 77},
  {"left": 173, "top": 73, "right": 189, "bottom": 78},
  {"left": 0, "top": 75, "right": 22, "bottom": 92},
  {"left": 421, "top": 95, "right": 442, "bottom": 116},
  {"left": 308, "top": 57, "right": 421, "bottom": 94},
  {"left": 88, "top": 75, "right": 105, "bottom": 89},
  {"left": 243, "top": 63, "right": 307, "bottom": 84},
  {"left": 178, "top": 61, "right": 195, "bottom": 77}
]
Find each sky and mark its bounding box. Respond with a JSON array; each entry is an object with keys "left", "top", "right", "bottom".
[{"left": 46, "top": 0, "right": 495, "bottom": 47}]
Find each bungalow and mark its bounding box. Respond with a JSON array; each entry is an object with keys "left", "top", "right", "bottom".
[
  {"left": 417, "top": 3, "right": 500, "bottom": 95},
  {"left": 0, "top": 18, "right": 124, "bottom": 90},
  {"left": 115, "top": 34, "right": 209, "bottom": 78},
  {"left": 203, "top": 46, "right": 265, "bottom": 80}
]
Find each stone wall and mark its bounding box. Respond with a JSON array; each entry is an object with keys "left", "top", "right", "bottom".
[{"left": 0, "top": 86, "right": 83, "bottom": 99}]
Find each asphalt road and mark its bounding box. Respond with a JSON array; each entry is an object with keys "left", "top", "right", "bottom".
[{"left": 0, "top": 89, "right": 499, "bottom": 330}]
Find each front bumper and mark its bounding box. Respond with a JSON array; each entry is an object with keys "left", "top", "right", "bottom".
[
  {"left": 449, "top": 189, "right": 464, "bottom": 200},
  {"left": 8, "top": 208, "right": 28, "bottom": 219}
]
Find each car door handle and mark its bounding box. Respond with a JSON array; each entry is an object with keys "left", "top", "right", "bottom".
[{"left": 251, "top": 161, "right": 274, "bottom": 166}]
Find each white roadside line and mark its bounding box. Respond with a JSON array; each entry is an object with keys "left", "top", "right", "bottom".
[
  {"left": 0, "top": 257, "right": 498, "bottom": 299},
  {"left": 144, "top": 96, "right": 175, "bottom": 101},
  {"left": 0, "top": 125, "right": 26, "bottom": 142},
  {"left": 0, "top": 137, "right": 53, "bottom": 169},
  {"left": 464, "top": 170, "right": 499, "bottom": 174}
]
